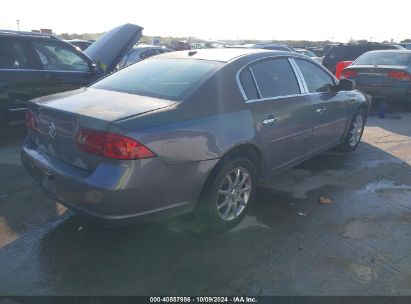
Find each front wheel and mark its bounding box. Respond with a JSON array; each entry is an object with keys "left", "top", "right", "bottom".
[
  {"left": 200, "top": 157, "right": 257, "bottom": 230},
  {"left": 337, "top": 109, "right": 366, "bottom": 152}
]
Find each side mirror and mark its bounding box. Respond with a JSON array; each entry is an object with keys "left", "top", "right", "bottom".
[
  {"left": 338, "top": 79, "right": 355, "bottom": 91},
  {"left": 89, "top": 63, "right": 101, "bottom": 74}
]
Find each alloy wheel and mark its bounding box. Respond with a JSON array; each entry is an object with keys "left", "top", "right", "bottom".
[
  {"left": 349, "top": 114, "right": 364, "bottom": 147},
  {"left": 216, "top": 167, "right": 252, "bottom": 221}
]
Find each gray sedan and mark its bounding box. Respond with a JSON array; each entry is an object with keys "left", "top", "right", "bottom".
[{"left": 22, "top": 49, "right": 369, "bottom": 229}]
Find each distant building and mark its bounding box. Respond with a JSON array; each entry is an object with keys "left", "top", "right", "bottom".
[{"left": 40, "top": 29, "right": 52, "bottom": 34}]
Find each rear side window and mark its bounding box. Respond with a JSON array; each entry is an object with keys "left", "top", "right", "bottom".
[
  {"left": 32, "top": 40, "right": 90, "bottom": 72},
  {"left": 295, "top": 59, "right": 335, "bottom": 93},
  {"left": 239, "top": 67, "right": 259, "bottom": 100},
  {"left": 250, "top": 58, "right": 300, "bottom": 98},
  {"left": 92, "top": 58, "right": 219, "bottom": 100},
  {"left": 0, "top": 38, "right": 31, "bottom": 69}
]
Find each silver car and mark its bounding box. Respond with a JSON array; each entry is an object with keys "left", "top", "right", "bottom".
[{"left": 22, "top": 49, "right": 369, "bottom": 229}]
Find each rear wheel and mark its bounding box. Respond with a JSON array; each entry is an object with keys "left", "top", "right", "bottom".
[
  {"left": 199, "top": 157, "right": 257, "bottom": 230},
  {"left": 337, "top": 109, "right": 366, "bottom": 152}
]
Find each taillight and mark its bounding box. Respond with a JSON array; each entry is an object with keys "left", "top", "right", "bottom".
[
  {"left": 340, "top": 69, "right": 358, "bottom": 79},
  {"left": 76, "top": 128, "right": 106, "bottom": 155},
  {"left": 75, "top": 128, "right": 155, "bottom": 160},
  {"left": 387, "top": 71, "right": 411, "bottom": 81},
  {"left": 335, "top": 61, "right": 353, "bottom": 79},
  {"left": 25, "top": 110, "right": 37, "bottom": 130}
]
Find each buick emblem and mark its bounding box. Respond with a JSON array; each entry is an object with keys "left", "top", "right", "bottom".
[{"left": 48, "top": 122, "right": 57, "bottom": 138}]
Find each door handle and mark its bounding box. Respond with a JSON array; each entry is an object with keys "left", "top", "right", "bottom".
[
  {"left": 316, "top": 107, "right": 326, "bottom": 114},
  {"left": 262, "top": 115, "right": 277, "bottom": 125}
]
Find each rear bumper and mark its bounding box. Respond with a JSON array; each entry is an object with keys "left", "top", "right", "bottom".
[
  {"left": 21, "top": 139, "right": 218, "bottom": 224},
  {"left": 356, "top": 84, "right": 411, "bottom": 103}
]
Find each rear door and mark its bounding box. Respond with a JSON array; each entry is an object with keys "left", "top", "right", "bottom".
[
  {"left": 293, "top": 58, "right": 352, "bottom": 152},
  {"left": 0, "top": 36, "right": 38, "bottom": 126},
  {"left": 28, "top": 38, "right": 100, "bottom": 96},
  {"left": 239, "top": 57, "right": 316, "bottom": 173}
]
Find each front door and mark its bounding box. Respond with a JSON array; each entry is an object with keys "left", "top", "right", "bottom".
[
  {"left": 28, "top": 38, "right": 99, "bottom": 96},
  {"left": 293, "top": 58, "right": 352, "bottom": 152}
]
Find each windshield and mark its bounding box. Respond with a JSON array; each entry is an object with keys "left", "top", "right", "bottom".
[
  {"left": 354, "top": 52, "right": 411, "bottom": 66},
  {"left": 92, "top": 58, "right": 219, "bottom": 100}
]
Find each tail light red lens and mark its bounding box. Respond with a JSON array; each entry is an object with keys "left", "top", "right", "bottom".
[
  {"left": 25, "top": 110, "right": 37, "bottom": 130},
  {"left": 387, "top": 71, "right": 411, "bottom": 81},
  {"left": 340, "top": 69, "right": 358, "bottom": 79},
  {"left": 76, "top": 128, "right": 155, "bottom": 160},
  {"left": 76, "top": 128, "right": 106, "bottom": 155}
]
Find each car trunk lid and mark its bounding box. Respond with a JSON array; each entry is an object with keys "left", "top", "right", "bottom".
[
  {"left": 347, "top": 65, "right": 410, "bottom": 87},
  {"left": 84, "top": 23, "right": 143, "bottom": 73},
  {"left": 27, "top": 88, "right": 175, "bottom": 171}
]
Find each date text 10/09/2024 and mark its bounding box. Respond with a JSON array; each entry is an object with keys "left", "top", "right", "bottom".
[{"left": 149, "top": 297, "right": 258, "bottom": 303}]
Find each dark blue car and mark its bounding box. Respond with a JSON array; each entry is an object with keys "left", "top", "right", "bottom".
[{"left": 341, "top": 50, "right": 411, "bottom": 105}]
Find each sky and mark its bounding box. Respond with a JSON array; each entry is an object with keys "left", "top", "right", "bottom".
[{"left": 1, "top": 0, "right": 410, "bottom": 42}]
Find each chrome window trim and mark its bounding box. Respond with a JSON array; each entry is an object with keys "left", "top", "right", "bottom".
[
  {"left": 235, "top": 54, "right": 311, "bottom": 104},
  {"left": 245, "top": 93, "right": 311, "bottom": 104},
  {"left": 0, "top": 68, "right": 92, "bottom": 73},
  {"left": 249, "top": 67, "right": 262, "bottom": 99},
  {"left": 236, "top": 67, "right": 250, "bottom": 101},
  {"left": 8, "top": 107, "right": 26, "bottom": 112},
  {"left": 288, "top": 58, "right": 308, "bottom": 94}
]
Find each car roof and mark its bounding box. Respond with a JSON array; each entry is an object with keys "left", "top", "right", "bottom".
[
  {"left": 361, "top": 49, "right": 411, "bottom": 54},
  {"left": 154, "top": 48, "right": 293, "bottom": 62},
  {"left": 65, "top": 39, "right": 91, "bottom": 43},
  {"left": 0, "top": 29, "right": 58, "bottom": 39},
  {"left": 134, "top": 44, "right": 166, "bottom": 49}
]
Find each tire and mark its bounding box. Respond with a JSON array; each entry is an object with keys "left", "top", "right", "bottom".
[
  {"left": 337, "top": 109, "right": 366, "bottom": 153},
  {"left": 198, "top": 157, "right": 257, "bottom": 230}
]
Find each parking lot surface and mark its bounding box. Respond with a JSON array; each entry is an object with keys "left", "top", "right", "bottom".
[{"left": 0, "top": 111, "right": 410, "bottom": 296}]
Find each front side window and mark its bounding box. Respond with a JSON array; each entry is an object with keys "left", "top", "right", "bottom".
[
  {"left": 92, "top": 58, "right": 219, "bottom": 100},
  {"left": 295, "top": 59, "right": 335, "bottom": 93},
  {"left": 0, "top": 38, "right": 31, "bottom": 69},
  {"left": 32, "top": 40, "right": 90, "bottom": 72},
  {"left": 250, "top": 58, "right": 300, "bottom": 98}
]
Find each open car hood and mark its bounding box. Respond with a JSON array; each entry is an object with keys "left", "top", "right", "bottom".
[{"left": 84, "top": 23, "right": 143, "bottom": 73}]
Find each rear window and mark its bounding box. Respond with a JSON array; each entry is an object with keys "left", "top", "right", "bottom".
[
  {"left": 354, "top": 52, "right": 411, "bottom": 66},
  {"left": 92, "top": 58, "right": 219, "bottom": 100}
]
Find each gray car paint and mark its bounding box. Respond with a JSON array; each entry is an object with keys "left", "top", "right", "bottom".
[
  {"left": 84, "top": 23, "right": 143, "bottom": 73},
  {"left": 22, "top": 49, "right": 368, "bottom": 223}
]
